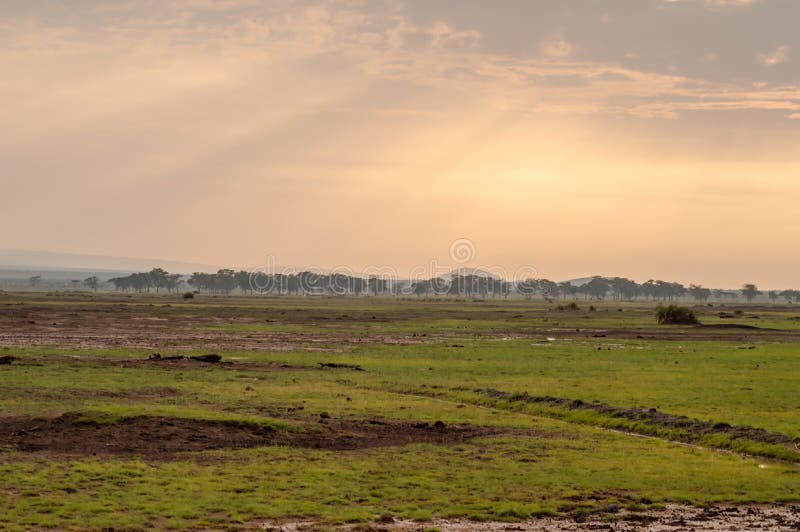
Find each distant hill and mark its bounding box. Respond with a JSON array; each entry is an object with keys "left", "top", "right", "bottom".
[
  {"left": 446, "top": 268, "right": 501, "bottom": 280},
  {"left": 563, "top": 276, "right": 644, "bottom": 286},
  {"left": 0, "top": 250, "right": 221, "bottom": 275}
]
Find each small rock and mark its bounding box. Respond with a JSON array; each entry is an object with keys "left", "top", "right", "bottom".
[{"left": 376, "top": 514, "right": 395, "bottom": 523}]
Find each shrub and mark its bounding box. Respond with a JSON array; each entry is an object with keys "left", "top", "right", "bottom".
[
  {"left": 656, "top": 304, "right": 699, "bottom": 325},
  {"left": 556, "top": 302, "right": 580, "bottom": 311},
  {"left": 183, "top": 292, "right": 195, "bottom": 300}
]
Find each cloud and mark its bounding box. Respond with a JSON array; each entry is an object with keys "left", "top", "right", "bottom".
[
  {"left": 759, "top": 45, "right": 790, "bottom": 65},
  {"left": 663, "top": 0, "right": 757, "bottom": 6},
  {"left": 539, "top": 38, "right": 575, "bottom": 59},
  {"left": 704, "top": 0, "right": 756, "bottom": 5},
  {"left": 1, "top": 0, "right": 799, "bottom": 150},
  {"left": 705, "top": 0, "right": 756, "bottom": 7},
  {"left": 699, "top": 52, "right": 718, "bottom": 63}
]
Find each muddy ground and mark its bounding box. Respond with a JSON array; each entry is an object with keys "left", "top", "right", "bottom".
[
  {"left": 257, "top": 504, "right": 800, "bottom": 531},
  {"left": 0, "top": 413, "right": 508, "bottom": 458},
  {"left": 1, "top": 294, "right": 798, "bottom": 351}
]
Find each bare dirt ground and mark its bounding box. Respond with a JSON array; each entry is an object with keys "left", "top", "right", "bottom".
[
  {"left": 1, "top": 295, "right": 798, "bottom": 351},
  {"left": 6, "top": 352, "right": 308, "bottom": 372},
  {"left": 257, "top": 504, "right": 800, "bottom": 531},
  {"left": 0, "top": 413, "right": 508, "bottom": 458}
]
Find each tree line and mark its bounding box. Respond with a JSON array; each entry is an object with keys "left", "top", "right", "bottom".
[{"left": 99, "top": 269, "right": 800, "bottom": 303}]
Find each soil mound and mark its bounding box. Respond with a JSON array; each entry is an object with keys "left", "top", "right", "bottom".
[{"left": 0, "top": 413, "right": 501, "bottom": 458}]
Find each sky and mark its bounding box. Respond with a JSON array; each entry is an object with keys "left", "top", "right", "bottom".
[{"left": 1, "top": 0, "right": 799, "bottom": 288}]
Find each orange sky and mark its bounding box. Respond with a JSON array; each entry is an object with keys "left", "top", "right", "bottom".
[{"left": 1, "top": 1, "right": 799, "bottom": 288}]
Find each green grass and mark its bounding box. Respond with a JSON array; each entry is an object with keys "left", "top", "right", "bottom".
[{"left": 1, "top": 428, "right": 798, "bottom": 530}]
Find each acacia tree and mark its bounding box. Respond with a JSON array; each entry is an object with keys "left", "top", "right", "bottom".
[
  {"left": 83, "top": 276, "right": 100, "bottom": 291},
  {"left": 538, "top": 279, "right": 559, "bottom": 300},
  {"left": 741, "top": 284, "right": 761, "bottom": 302},
  {"left": 768, "top": 291, "right": 779, "bottom": 303},
  {"left": 235, "top": 270, "right": 253, "bottom": 295},
  {"left": 148, "top": 268, "right": 169, "bottom": 293},
  {"left": 558, "top": 281, "right": 578, "bottom": 300},
  {"left": 585, "top": 277, "right": 610, "bottom": 300},
  {"left": 688, "top": 284, "right": 711, "bottom": 302},
  {"left": 516, "top": 278, "right": 537, "bottom": 299},
  {"left": 163, "top": 274, "right": 182, "bottom": 293},
  {"left": 780, "top": 289, "right": 799, "bottom": 303},
  {"left": 609, "top": 277, "right": 640, "bottom": 300}
]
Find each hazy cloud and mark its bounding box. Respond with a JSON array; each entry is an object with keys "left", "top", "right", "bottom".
[
  {"left": 539, "top": 38, "right": 575, "bottom": 59},
  {"left": 759, "top": 45, "right": 790, "bottom": 65}
]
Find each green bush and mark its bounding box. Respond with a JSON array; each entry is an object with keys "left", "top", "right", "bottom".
[
  {"left": 183, "top": 292, "right": 195, "bottom": 300},
  {"left": 656, "top": 304, "right": 699, "bottom": 325}
]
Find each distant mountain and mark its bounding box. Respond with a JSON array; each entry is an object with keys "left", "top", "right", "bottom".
[
  {"left": 0, "top": 250, "right": 221, "bottom": 275},
  {"left": 562, "top": 276, "right": 613, "bottom": 286},
  {"left": 445, "top": 267, "right": 501, "bottom": 280}
]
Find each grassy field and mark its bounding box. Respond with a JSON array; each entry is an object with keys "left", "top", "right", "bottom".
[{"left": 0, "top": 292, "right": 798, "bottom": 530}]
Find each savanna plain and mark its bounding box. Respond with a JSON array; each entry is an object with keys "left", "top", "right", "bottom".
[{"left": 0, "top": 291, "right": 799, "bottom": 530}]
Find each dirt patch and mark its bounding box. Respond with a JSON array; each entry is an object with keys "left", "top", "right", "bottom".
[
  {"left": 13, "top": 354, "right": 307, "bottom": 373},
  {"left": 479, "top": 389, "right": 800, "bottom": 449},
  {"left": 699, "top": 323, "right": 774, "bottom": 331},
  {"left": 317, "top": 362, "right": 365, "bottom": 371},
  {"left": 0, "top": 413, "right": 504, "bottom": 458},
  {"left": 256, "top": 504, "right": 800, "bottom": 531},
  {"left": 4, "top": 296, "right": 800, "bottom": 350}
]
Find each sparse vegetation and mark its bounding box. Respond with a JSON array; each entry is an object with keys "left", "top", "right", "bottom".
[{"left": 656, "top": 304, "right": 699, "bottom": 325}]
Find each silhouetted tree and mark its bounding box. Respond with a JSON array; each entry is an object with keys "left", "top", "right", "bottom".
[
  {"left": 148, "top": 268, "right": 168, "bottom": 293},
  {"left": 235, "top": 271, "right": 253, "bottom": 295},
  {"left": 768, "top": 291, "right": 779, "bottom": 303},
  {"left": 516, "top": 278, "right": 537, "bottom": 299},
  {"left": 688, "top": 284, "right": 711, "bottom": 302},
  {"left": 558, "top": 281, "right": 578, "bottom": 300},
  {"left": 609, "top": 277, "right": 640, "bottom": 300},
  {"left": 83, "top": 276, "right": 99, "bottom": 291},
  {"left": 780, "top": 289, "right": 799, "bottom": 303},
  {"left": 585, "top": 277, "right": 610, "bottom": 300},
  {"left": 538, "top": 279, "right": 559, "bottom": 300},
  {"left": 164, "top": 274, "right": 182, "bottom": 293},
  {"left": 741, "top": 284, "right": 761, "bottom": 302}
]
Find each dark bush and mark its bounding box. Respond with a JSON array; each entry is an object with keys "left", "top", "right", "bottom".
[
  {"left": 183, "top": 292, "right": 195, "bottom": 300},
  {"left": 656, "top": 304, "right": 699, "bottom": 325},
  {"left": 556, "top": 302, "right": 580, "bottom": 311}
]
